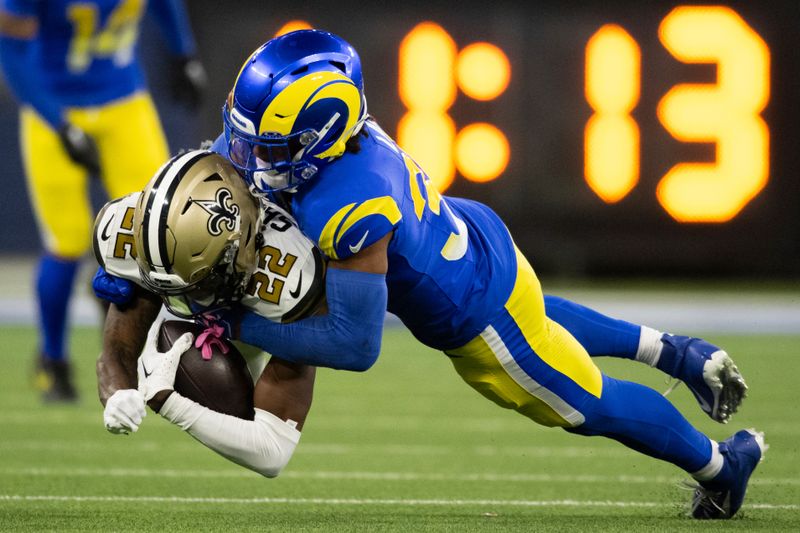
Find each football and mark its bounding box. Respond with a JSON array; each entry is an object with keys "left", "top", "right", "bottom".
[{"left": 158, "top": 320, "right": 255, "bottom": 420}]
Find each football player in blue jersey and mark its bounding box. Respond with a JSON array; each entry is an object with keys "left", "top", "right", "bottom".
[
  {"left": 0, "top": 0, "right": 206, "bottom": 401},
  {"left": 207, "top": 30, "right": 763, "bottom": 519}
]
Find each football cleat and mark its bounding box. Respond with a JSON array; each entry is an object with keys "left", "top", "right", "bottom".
[
  {"left": 34, "top": 357, "right": 78, "bottom": 403},
  {"left": 660, "top": 334, "right": 748, "bottom": 423},
  {"left": 689, "top": 429, "right": 766, "bottom": 519}
]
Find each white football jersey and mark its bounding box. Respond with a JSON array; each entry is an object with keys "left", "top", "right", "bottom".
[{"left": 93, "top": 193, "right": 325, "bottom": 323}]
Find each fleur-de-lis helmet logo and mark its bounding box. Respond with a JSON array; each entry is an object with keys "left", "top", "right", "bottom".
[{"left": 194, "top": 186, "right": 240, "bottom": 236}]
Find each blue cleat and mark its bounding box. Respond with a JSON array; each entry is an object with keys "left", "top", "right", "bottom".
[
  {"left": 659, "top": 334, "right": 748, "bottom": 423},
  {"left": 690, "top": 429, "right": 766, "bottom": 519}
]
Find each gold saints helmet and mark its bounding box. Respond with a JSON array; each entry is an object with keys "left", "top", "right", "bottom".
[{"left": 133, "top": 150, "right": 262, "bottom": 318}]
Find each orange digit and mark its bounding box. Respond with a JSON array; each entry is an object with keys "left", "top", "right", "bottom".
[
  {"left": 398, "top": 22, "right": 457, "bottom": 191},
  {"left": 657, "top": 6, "right": 770, "bottom": 222},
  {"left": 584, "top": 24, "right": 641, "bottom": 204}
]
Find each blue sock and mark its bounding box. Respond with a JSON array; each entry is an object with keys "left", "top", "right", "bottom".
[
  {"left": 36, "top": 255, "right": 79, "bottom": 361},
  {"left": 568, "top": 375, "right": 712, "bottom": 473},
  {"left": 544, "top": 295, "right": 641, "bottom": 359}
]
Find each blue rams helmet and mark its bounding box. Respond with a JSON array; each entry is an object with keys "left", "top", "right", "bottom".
[{"left": 223, "top": 29, "right": 368, "bottom": 193}]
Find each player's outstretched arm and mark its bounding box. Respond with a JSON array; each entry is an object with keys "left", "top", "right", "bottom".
[
  {"left": 252, "top": 358, "right": 315, "bottom": 431},
  {"left": 235, "top": 233, "right": 391, "bottom": 371}
]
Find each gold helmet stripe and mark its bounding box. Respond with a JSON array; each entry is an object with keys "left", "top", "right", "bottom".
[{"left": 259, "top": 71, "right": 361, "bottom": 140}]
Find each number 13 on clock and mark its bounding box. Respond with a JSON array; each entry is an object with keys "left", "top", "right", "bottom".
[{"left": 585, "top": 5, "right": 769, "bottom": 223}]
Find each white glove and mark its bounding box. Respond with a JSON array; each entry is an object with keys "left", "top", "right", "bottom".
[
  {"left": 104, "top": 389, "right": 146, "bottom": 434},
  {"left": 138, "top": 317, "right": 194, "bottom": 403}
]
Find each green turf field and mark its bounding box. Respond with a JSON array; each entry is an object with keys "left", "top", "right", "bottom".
[{"left": 0, "top": 326, "right": 798, "bottom": 531}]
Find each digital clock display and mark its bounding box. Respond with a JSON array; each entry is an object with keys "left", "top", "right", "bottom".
[
  {"left": 4, "top": 1, "right": 793, "bottom": 277},
  {"left": 195, "top": 1, "right": 797, "bottom": 278}
]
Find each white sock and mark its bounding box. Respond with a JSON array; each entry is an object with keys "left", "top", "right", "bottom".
[
  {"left": 635, "top": 326, "right": 663, "bottom": 367},
  {"left": 692, "top": 440, "right": 724, "bottom": 481}
]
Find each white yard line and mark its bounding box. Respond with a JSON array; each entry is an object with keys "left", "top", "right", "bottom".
[
  {"left": 2, "top": 466, "right": 797, "bottom": 486},
  {"left": 0, "top": 494, "right": 797, "bottom": 511},
  {"left": 3, "top": 412, "right": 800, "bottom": 442},
  {"left": 0, "top": 440, "right": 637, "bottom": 458}
]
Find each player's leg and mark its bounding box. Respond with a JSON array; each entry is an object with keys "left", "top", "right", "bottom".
[
  {"left": 543, "top": 294, "right": 747, "bottom": 423},
  {"left": 543, "top": 295, "right": 642, "bottom": 360},
  {"left": 446, "top": 249, "right": 763, "bottom": 517},
  {"left": 21, "top": 108, "right": 91, "bottom": 402},
  {"left": 92, "top": 92, "right": 170, "bottom": 199}
]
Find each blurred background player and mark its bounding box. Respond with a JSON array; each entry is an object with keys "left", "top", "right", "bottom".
[{"left": 0, "top": 0, "right": 206, "bottom": 402}]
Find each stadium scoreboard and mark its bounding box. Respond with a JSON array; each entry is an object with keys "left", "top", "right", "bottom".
[
  {"left": 239, "top": 2, "right": 796, "bottom": 277},
  {"left": 5, "top": 1, "right": 794, "bottom": 278}
]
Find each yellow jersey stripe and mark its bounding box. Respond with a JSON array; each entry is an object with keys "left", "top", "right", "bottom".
[
  {"left": 333, "top": 196, "right": 403, "bottom": 250},
  {"left": 318, "top": 202, "right": 357, "bottom": 260}
]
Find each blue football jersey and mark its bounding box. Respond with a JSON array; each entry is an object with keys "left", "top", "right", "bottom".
[
  {"left": 2, "top": 0, "right": 193, "bottom": 106},
  {"left": 291, "top": 122, "right": 518, "bottom": 350}
]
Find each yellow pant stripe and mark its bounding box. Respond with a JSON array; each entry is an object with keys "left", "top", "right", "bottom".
[
  {"left": 446, "top": 247, "right": 604, "bottom": 428},
  {"left": 480, "top": 325, "right": 585, "bottom": 426},
  {"left": 505, "top": 247, "right": 603, "bottom": 398},
  {"left": 447, "top": 333, "right": 575, "bottom": 427}
]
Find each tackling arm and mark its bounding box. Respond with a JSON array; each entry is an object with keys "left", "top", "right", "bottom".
[{"left": 236, "top": 233, "right": 391, "bottom": 371}]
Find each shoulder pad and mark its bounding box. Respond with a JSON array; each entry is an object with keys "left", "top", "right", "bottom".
[
  {"left": 317, "top": 195, "right": 401, "bottom": 260},
  {"left": 294, "top": 163, "right": 402, "bottom": 260},
  {"left": 92, "top": 193, "right": 145, "bottom": 284},
  {"left": 240, "top": 202, "right": 325, "bottom": 322}
]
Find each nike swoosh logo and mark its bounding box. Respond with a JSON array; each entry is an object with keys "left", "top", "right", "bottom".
[
  {"left": 289, "top": 271, "right": 303, "bottom": 299},
  {"left": 142, "top": 363, "right": 153, "bottom": 379},
  {"left": 348, "top": 230, "right": 369, "bottom": 254},
  {"left": 101, "top": 215, "right": 114, "bottom": 241}
]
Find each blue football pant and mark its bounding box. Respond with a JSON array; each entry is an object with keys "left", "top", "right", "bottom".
[{"left": 445, "top": 248, "right": 711, "bottom": 474}]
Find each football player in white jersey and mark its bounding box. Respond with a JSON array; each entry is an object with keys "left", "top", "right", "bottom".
[{"left": 94, "top": 150, "right": 324, "bottom": 477}]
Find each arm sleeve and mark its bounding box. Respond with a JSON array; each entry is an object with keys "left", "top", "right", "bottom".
[
  {"left": 238, "top": 267, "right": 386, "bottom": 372},
  {"left": 0, "top": 34, "right": 63, "bottom": 127},
  {"left": 159, "top": 393, "right": 300, "bottom": 478},
  {"left": 147, "top": 0, "right": 196, "bottom": 57}
]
